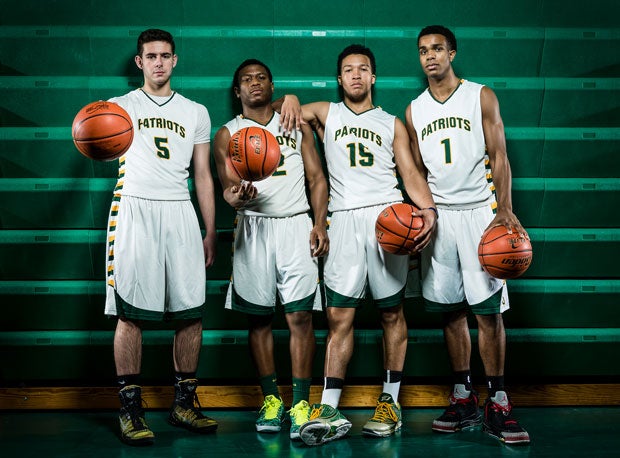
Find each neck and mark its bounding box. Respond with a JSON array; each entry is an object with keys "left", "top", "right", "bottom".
[
  {"left": 142, "top": 83, "right": 173, "bottom": 97},
  {"left": 344, "top": 96, "right": 374, "bottom": 114},
  {"left": 427, "top": 73, "right": 461, "bottom": 101},
  {"left": 242, "top": 104, "right": 274, "bottom": 125}
]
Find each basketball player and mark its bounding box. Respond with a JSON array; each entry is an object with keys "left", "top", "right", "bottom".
[
  {"left": 280, "top": 44, "right": 438, "bottom": 445},
  {"left": 406, "top": 25, "right": 530, "bottom": 445},
  {"left": 213, "top": 59, "right": 329, "bottom": 440},
  {"left": 104, "top": 29, "right": 218, "bottom": 445}
]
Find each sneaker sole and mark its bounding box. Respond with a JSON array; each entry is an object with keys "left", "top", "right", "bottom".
[
  {"left": 120, "top": 434, "right": 154, "bottom": 447},
  {"left": 432, "top": 415, "right": 482, "bottom": 433},
  {"left": 361, "top": 422, "right": 401, "bottom": 438},
  {"left": 168, "top": 417, "right": 218, "bottom": 434},
  {"left": 299, "top": 420, "right": 352, "bottom": 446},
  {"left": 482, "top": 424, "right": 531, "bottom": 445},
  {"left": 256, "top": 424, "right": 282, "bottom": 433}
]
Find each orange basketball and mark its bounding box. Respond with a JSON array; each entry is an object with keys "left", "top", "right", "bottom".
[
  {"left": 478, "top": 226, "right": 533, "bottom": 279},
  {"left": 228, "top": 127, "right": 281, "bottom": 181},
  {"left": 375, "top": 203, "right": 424, "bottom": 255},
  {"left": 72, "top": 101, "right": 133, "bottom": 161}
]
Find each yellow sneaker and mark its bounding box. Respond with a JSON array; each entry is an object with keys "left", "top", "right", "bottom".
[
  {"left": 288, "top": 400, "right": 311, "bottom": 440},
  {"left": 256, "top": 394, "right": 285, "bottom": 432},
  {"left": 362, "top": 393, "right": 402, "bottom": 437},
  {"left": 167, "top": 379, "right": 218, "bottom": 433},
  {"left": 118, "top": 385, "right": 155, "bottom": 446}
]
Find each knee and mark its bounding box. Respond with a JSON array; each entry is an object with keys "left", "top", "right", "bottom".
[
  {"left": 286, "top": 311, "right": 313, "bottom": 333},
  {"left": 380, "top": 305, "right": 405, "bottom": 328}
]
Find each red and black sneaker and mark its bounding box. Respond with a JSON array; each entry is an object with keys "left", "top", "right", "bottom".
[
  {"left": 483, "top": 393, "right": 530, "bottom": 445},
  {"left": 432, "top": 390, "right": 482, "bottom": 433}
]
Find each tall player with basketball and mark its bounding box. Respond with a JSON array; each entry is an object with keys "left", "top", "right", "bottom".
[
  {"left": 406, "top": 25, "right": 530, "bottom": 444},
  {"left": 104, "top": 29, "right": 218, "bottom": 445},
  {"left": 281, "top": 44, "right": 437, "bottom": 445},
  {"left": 213, "top": 59, "right": 329, "bottom": 440}
]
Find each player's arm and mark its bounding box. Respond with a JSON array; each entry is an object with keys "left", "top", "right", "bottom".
[
  {"left": 397, "top": 111, "right": 437, "bottom": 250},
  {"left": 481, "top": 86, "right": 527, "bottom": 237},
  {"left": 299, "top": 124, "right": 329, "bottom": 257},
  {"left": 276, "top": 95, "right": 330, "bottom": 139},
  {"left": 212, "top": 126, "right": 257, "bottom": 209},
  {"left": 192, "top": 141, "right": 217, "bottom": 268}
]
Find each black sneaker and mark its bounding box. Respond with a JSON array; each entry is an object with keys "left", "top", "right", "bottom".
[
  {"left": 432, "top": 390, "right": 482, "bottom": 433},
  {"left": 483, "top": 394, "right": 530, "bottom": 445},
  {"left": 118, "top": 385, "right": 155, "bottom": 446},
  {"left": 168, "top": 378, "right": 218, "bottom": 433}
]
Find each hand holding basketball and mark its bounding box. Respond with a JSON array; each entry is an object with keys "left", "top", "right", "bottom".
[
  {"left": 478, "top": 225, "right": 533, "bottom": 279},
  {"left": 228, "top": 127, "right": 281, "bottom": 181},
  {"left": 375, "top": 203, "right": 424, "bottom": 255},
  {"left": 72, "top": 101, "right": 133, "bottom": 161}
]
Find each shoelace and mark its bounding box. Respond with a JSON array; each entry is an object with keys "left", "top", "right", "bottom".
[
  {"left": 261, "top": 396, "right": 282, "bottom": 419},
  {"left": 487, "top": 400, "right": 517, "bottom": 424},
  {"left": 448, "top": 394, "right": 476, "bottom": 406},
  {"left": 289, "top": 402, "right": 310, "bottom": 424},
  {"left": 370, "top": 402, "right": 399, "bottom": 422},
  {"left": 309, "top": 405, "right": 323, "bottom": 420}
]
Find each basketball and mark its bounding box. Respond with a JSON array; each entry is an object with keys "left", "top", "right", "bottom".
[
  {"left": 228, "top": 126, "right": 281, "bottom": 181},
  {"left": 72, "top": 101, "right": 133, "bottom": 161},
  {"left": 478, "top": 225, "right": 533, "bottom": 279},
  {"left": 375, "top": 203, "right": 424, "bottom": 255}
]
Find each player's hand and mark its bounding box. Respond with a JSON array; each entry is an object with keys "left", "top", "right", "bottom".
[
  {"left": 226, "top": 180, "right": 257, "bottom": 209},
  {"left": 309, "top": 225, "right": 329, "bottom": 257},
  {"left": 279, "top": 95, "right": 305, "bottom": 134},
  {"left": 203, "top": 230, "right": 217, "bottom": 268},
  {"left": 489, "top": 209, "right": 529, "bottom": 239},
  {"left": 411, "top": 207, "right": 438, "bottom": 252}
]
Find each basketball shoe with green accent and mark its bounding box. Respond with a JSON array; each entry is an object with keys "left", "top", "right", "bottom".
[
  {"left": 299, "top": 403, "right": 352, "bottom": 446},
  {"left": 256, "top": 395, "right": 285, "bottom": 433},
  {"left": 362, "top": 393, "right": 402, "bottom": 437},
  {"left": 168, "top": 379, "right": 218, "bottom": 433},
  {"left": 288, "top": 400, "right": 311, "bottom": 440},
  {"left": 118, "top": 385, "right": 155, "bottom": 446}
]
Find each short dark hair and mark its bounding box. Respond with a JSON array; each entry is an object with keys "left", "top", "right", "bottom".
[
  {"left": 232, "top": 58, "right": 273, "bottom": 90},
  {"left": 418, "top": 25, "right": 457, "bottom": 52},
  {"left": 137, "top": 29, "right": 175, "bottom": 56},
  {"left": 337, "top": 44, "right": 376, "bottom": 75}
]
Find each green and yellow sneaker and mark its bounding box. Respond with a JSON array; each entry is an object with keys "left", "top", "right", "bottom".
[
  {"left": 299, "top": 403, "right": 352, "bottom": 446},
  {"left": 288, "top": 400, "right": 311, "bottom": 440},
  {"left": 167, "top": 379, "right": 218, "bottom": 433},
  {"left": 118, "top": 385, "right": 155, "bottom": 446},
  {"left": 256, "top": 395, "right": 285, "bottom": 433},
  {"left": 362, "top": 392, "right": 402, "bottom": 437}
]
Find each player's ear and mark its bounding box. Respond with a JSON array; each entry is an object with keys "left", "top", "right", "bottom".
[
  {"left": 449, "top": 49, "right": 456, "bottom": 62},
  {"left": 172, "top": 54, "right": 178, "bottom": 68},
  {"left": 337, "top": 75, "right": 342, "bottom": 86},
  {"left": 233, "top": 86, "right": 241, "bottom": 98},
  {"left": 134, "top": 55, "right": 143, "bottom": 69},
  {"left": 371, "top": 74, "right": 376, "bottom": 85}
]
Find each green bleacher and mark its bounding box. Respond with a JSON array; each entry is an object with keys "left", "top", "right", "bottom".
[{"left": 0, "top": 0, "right": 618, "bottom": 386}]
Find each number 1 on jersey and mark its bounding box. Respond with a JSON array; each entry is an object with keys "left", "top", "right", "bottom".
[
  {"left": 347, "top": 142, "right": 374, "bottom": 167},
  {"left": 441, "top": 138, "right": 452, "bottom": 164}
]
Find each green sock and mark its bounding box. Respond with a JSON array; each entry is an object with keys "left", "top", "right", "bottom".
[
  {"left": 259, "top": 373, "right": 280, "bottom": 398},
  {"left": 292, "top": 377, "right": 312, "bottom": 405}
]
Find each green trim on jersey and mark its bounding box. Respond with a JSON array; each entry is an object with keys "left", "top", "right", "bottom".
[
  {"left": 423, "top": 288, "right": 503, "bottom": 315},
  {"left": 230, "top": 287, "right": 316, "bottom": 315},
  {"left": 325, "top": 286, "right": 404, "bottom": 309},
  {"left": 114, "top": 291, "right": 205, "bottom": 321}
]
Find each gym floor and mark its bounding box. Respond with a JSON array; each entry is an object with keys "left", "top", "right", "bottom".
[{"left": 3, "top": 406, "right": 619, "bottom": 458}]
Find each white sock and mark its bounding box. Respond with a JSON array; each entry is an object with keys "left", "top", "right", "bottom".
[
  {"left": 321, "top": 388, "right": 342, "bottom": 409},
  {"left": 491, "top": 390, "right": 509, "bottom": 407},
  {"left": 382, "top": 381, "right": 401, "bottom": 402}
]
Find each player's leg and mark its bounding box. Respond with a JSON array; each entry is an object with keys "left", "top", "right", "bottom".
[
  {"left": 106, "top": 196, "right": 164, "bottom": 446},
  {"left": 285, "top": 310, "right": 315, "bottom": 440},
  {"left": 164, "top": 200, "right": 217, "bottom": 434},
  {"left": 462, "top": 206, "right": 529, "bottom": 445}
]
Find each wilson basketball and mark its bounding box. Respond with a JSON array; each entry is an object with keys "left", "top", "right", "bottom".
[
  {"left": 72, "top": 101, "right": 133, "bottom": 161},
  {"left": 228, "top": 127, "right": 281, "bottom": 181},
  {"left": 478, "top": 225, "right": 533, "bottom": 279},
  {"left": 375, "top": 203, "right": 424, "bottom": 255}
]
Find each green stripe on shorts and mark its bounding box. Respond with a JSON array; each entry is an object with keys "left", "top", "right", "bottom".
[{"left": 423, "top": 288, "right": 503, "bottom": 315}]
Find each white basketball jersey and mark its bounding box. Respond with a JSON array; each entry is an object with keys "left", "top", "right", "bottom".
[
  {"left": 224, "top": 113, "right": 310, "bottom": 217},
  {"left": 323, "top": 102, "right": 403, "bottom": 211},
  {"left": 109, "top": 89, "right": 211, "bottom": 200},
  {"left": 410, "top": 80, "right": 495, "bottom": 208}
]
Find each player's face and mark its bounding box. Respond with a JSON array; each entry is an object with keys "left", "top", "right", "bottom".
[
  {"left": 338, "top": 54, "right": 375, "bottom": 102},
  {"left": 418, "top": 34, "right": 455, "bottom": 79},
  {"left": 135, "top": 41, "right": 177, "bottom": 88},
  {"left": 235, "top": 64, "right": 274, "bottom": 107}
]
